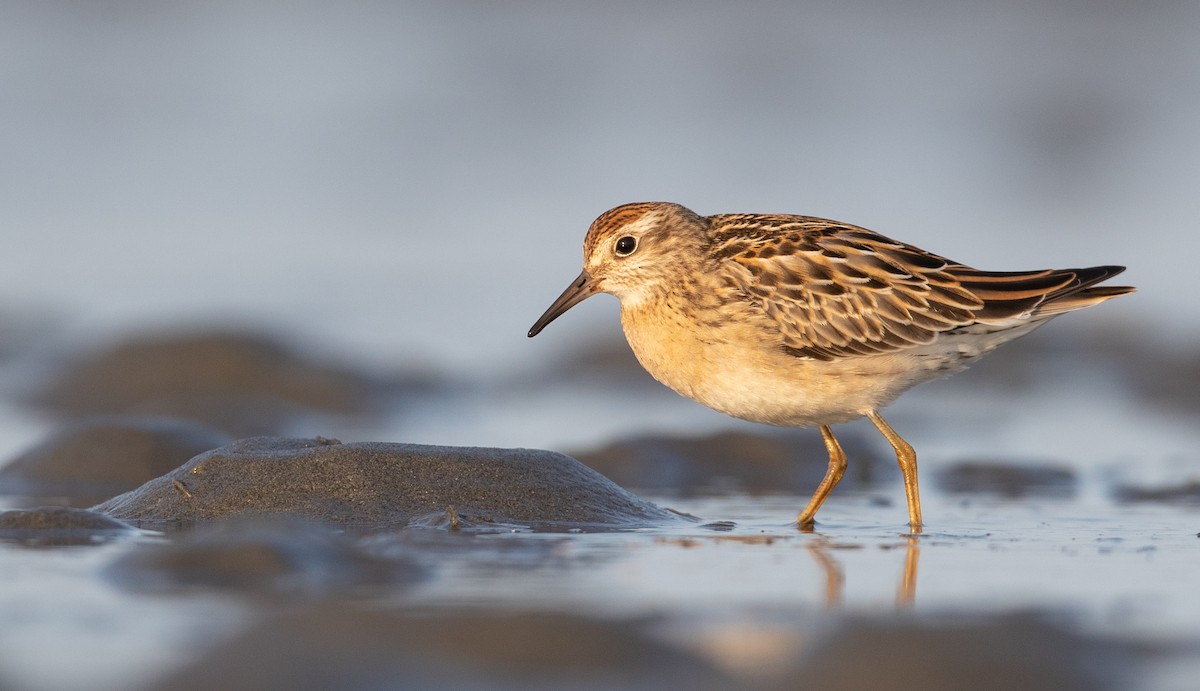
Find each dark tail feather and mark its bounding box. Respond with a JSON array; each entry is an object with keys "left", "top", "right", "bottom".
[
  {"left": 1034, "top": 266, "right": 1134, "bottom": 316},
  {"left": 954, "top": 264, "right": 1133, "bottom": 322},
  {"left": 1056, "top": 265, "right": 1128, "bottom": 294}
]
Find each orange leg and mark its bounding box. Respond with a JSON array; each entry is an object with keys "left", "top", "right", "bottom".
[
  {"left": 796, "top": 425, "right": 847, "bottom": 527},
  {"left": 867, "top": 410, "right": 923, "bottom": 532}
]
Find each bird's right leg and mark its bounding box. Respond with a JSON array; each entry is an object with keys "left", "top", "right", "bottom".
[{"left": 797, "top": 425, "right": 847, "bottom": 528}]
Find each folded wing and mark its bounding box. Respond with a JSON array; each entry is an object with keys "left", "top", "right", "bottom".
[{"left": 714, "top": 220, "right": 1132, "bottom": 361}]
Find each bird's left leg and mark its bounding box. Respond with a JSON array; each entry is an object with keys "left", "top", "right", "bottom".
[{"left": 867, "top": 410, "right": 923, "bottom": 532}]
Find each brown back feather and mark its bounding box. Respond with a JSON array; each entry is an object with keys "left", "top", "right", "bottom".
[{"left": 711, "top": 216, "right": 1133, "bottom": 361}]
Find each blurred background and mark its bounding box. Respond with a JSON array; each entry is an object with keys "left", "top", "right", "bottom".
[
  {"left": 0, "top": 0, "right": 1196, "bottom": 457},
  {"left": 1, "top": 6, "right": 1199, "bottom": 689}
]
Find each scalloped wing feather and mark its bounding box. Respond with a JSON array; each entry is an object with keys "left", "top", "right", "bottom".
[{"left": 712, "top": 219, "right": 1130, "bottom": 361}]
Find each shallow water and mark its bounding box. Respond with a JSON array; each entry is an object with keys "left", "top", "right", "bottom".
[
  {"left": 409, "top": 497, "right": 1198, "bottom": 631},
  {"left": 1, "top": 486, "right": 1197, "bottom": 690}
]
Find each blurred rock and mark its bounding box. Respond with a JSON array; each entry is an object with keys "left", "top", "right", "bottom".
[
  {"left": 1112, "top": 479, "right": 1200, "bottom": 505},
  {"left": 95, "top": 437, "right": 683, "bottom": 530},
  {"left": 0, "top": 415, "right": 231, "bottom": 507},
  {"left": 1033, "top": 326, "right": 1200, "bottom": 412},
  {"left": 573, "top": 429, "right": 890, "bottom": 497},
  {"left": 150, "top": 606, "right": 731, "bottom": 691},
  {"left": 0, "top": 506, "right": 137, "bottom": 546},
  {"left": 32, "top": 330, "right": 409, "bottom": 436},
  {"left": 1129, "top": 348, "right": 1200, "bottom": 412},
  {"left": 777, "top": 614, "right": 1140, "bottom": 691},
  {"left": 936, "top": 461, "right": 1077, "bottom": 498},
  {"left": 546, "top": 333, "right": 651, "bottom": 382},
  {"left": 105, "top": 517, "right": 422, "bottom": 597}
]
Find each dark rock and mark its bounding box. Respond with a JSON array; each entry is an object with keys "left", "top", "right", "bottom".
[
  {"left": 573, "top": 429, "right": 890, "bottom": 497},
  {"left": 1113, "top": 479, "right": 1200, "bottom": 504},
  {"left": 0, "top": 506, "right": 137, "bottom": 546},
  {"left": 32, "top": 330, "right": 396, "bottom": 436},
  {"left": 0, "top": 415, "right": 232, "bottom": 507},
  {"left": 105, "top": 517, "right": 423, "bottom": 597},
  {"left": 0, "top": 506, "right": 131, "bottom": 531},
  {"left": 95, "top": 437, "right": 682, "bottom": 530},
  {"left": 150, "top": 607, "right": 732, "bottom": 691},
  {"left": 937, "top": 461, "right": 1077, "bottom": 498},
  {"left": 777, "top": 614, "right": 1140, "bottom": 691}
]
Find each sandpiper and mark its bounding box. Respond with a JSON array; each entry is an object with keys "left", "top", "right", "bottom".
[{"left": 529, "top": 202, "right": 1133, "bottom": 531}]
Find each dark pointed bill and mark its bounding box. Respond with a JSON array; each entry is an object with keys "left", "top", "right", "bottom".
[{"left": 528, "top": 269, "right": 598, "bottom": 337}]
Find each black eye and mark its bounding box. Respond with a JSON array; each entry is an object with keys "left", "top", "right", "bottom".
[{"left": 614, "top": 236, "right": 637, "bottom": 256}]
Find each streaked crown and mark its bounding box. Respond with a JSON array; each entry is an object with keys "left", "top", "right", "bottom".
[{"left": 581, "top": 202, "right": 709, "bottom": 304}]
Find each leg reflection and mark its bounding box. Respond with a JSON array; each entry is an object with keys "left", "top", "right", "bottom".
[
  {"left": 805, "top": 538, "right": 844, "bottom": 608},
  {"left": 897, "top": 535, "right": 920, "bottom": 608},
  {"left": 804, "top": 534, "right": 922, "bottom": 609}
]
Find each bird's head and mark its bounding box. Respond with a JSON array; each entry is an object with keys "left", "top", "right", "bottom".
[{"left": 528, "top": 202, "right": 706, "bottom": 337}]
